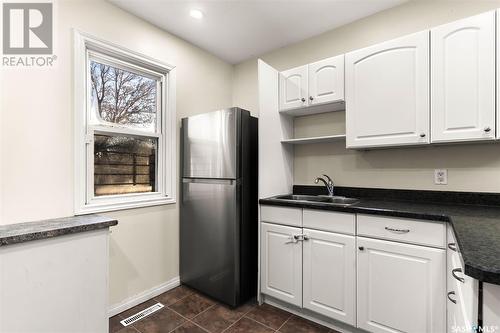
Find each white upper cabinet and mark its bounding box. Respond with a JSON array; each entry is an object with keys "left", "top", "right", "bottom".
[
  {"left": 279, "top": 65, "right": 308, "bottom": 111},
  {"left": 308, "top": 55, "right": 345, "bottom": 106},
  {"left": 303, "top": 229, "right": 356, "bottom": 326},
  {"left": 431, "top": 11, "right": 496, "bottom": 143},
  {"left": 357, "top": 237, "right": 446, "bottom": 333},
  {"left": 345, "top": 31, "right": 430, "bottom": 148},
  {"left": 279, "top": 56, "right": 345, "bottom": 115},
  {"left": 260, "top": 222, "right": 303, "bottom": 307}
]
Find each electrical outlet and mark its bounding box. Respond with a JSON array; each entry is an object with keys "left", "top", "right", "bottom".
[{"left": 434, "top": 169, "right": 448, "bottom": 185}]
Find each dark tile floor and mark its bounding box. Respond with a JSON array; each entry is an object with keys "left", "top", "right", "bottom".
[{"left": 110, "top": 286, "right": 337, "bottom": 333}]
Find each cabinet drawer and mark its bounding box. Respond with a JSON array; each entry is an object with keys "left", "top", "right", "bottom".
[
  {"left": 303, "top": 209, "right": 355, "bottom": 235},
  {"left": 357, "top": 214, "right": 446, "bottom": 248},
  {"left": 260, "top": 205, "right": 302, "bottom": 227}
]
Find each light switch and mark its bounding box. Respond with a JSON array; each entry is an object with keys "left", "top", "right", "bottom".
[{"left": 434, "top": 169, "right": 447, "bottom": 185}]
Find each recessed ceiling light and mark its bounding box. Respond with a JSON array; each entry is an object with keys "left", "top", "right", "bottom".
[{"left": 190, "top": 9, "right": 204, "bottom": 19}]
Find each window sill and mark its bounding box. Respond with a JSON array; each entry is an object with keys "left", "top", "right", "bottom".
[{"left": 75, "top": 196, "right": 176, "bottom": 215}]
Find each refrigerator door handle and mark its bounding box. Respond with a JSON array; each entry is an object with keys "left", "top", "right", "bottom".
[{"left": 182, "top": 178, "right": 239, "bottom": 185}]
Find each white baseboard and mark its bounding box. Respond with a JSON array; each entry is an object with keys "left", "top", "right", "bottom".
[{"left": 108, "top": 276, "right": 180, "bottom": 318}]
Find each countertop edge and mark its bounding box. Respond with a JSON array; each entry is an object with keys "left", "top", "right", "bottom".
[
  {"left": 0, "top": 215, "right": 118, "bottom": 247},
  {"left": 259, "top": 198, "right": 500, "bottom": 285}
]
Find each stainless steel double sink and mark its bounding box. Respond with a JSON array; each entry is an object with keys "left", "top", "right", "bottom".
[{"left": 274, "top": 194, "right": 359, "bottom": 206}]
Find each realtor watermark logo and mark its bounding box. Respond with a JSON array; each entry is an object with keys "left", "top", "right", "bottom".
[
  {"left": 2, "top": 2, "right": 57, "bottom": 67},
  {"left": 452, "top": 325, "right": 500, "bottom": 333}
]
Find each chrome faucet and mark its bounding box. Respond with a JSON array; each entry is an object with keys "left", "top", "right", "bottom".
[{"left": 314, "top": 174, "right": 335, "bottom": 196}]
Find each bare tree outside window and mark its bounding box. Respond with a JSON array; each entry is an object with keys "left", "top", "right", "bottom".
[{"left": 90, "top": 61, "right": 157, "bottom": 130}]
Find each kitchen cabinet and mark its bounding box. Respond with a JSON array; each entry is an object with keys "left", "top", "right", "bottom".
[
  {"left": 0, "top": 229, "right": 110, "bottom": 332},
  {"left": 260, "top": 222, "right": 303, "bottom": 307},
  {"left": 431, "top": 11, "right": 495, "bottom": 143},
  {"left": 357, "top": 214, "right": 446, "bottom": 248},
  {"left": 308, "top": 55, "right": 344, "bottom": 106},
  {"left": 260, "top": 208, "right": 357, "bottom": 325},
  {"left": 357, "top": 236, "right": 446, "bottom": 333},
  {"left": 279, "top": 65, "right": 308, "bottom": 111},
  {"left": 279, "top": 56, "right": 345, "bottom": 115},
  {"left": 260, "top": 205, "right": 302, "bottom": 227},
  {"left": 345, "top": 31, "right": 430, "bottom": 148},
  {"left": 302, "top": 228, "right": 355, "bottom": 325},
  {"left": 446, "top": 227, "right": 478, "bottom": 332}
]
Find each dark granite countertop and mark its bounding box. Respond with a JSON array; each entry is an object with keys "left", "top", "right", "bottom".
[
  {"left": 0, "top": 215, "right": 118, "bottom": 247},
  {"left": 260, "top": 190, "right": 500, "bottom": 285}
]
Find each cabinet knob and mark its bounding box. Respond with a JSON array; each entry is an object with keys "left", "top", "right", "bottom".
[
  {"left": 484, "top": 126, "right": 491, "bottom": 133},
  {"left": 301, "top": 97, "right": 306, "bottom": 103},
  {"left": 419, "top": 133, "right": 426, "bottom": 138},
  {"left": 309, "top": 96, "right": 314, "bottom": 101},
  {"left": 358, "top": 246, "right": 364, "bottom": 251}
]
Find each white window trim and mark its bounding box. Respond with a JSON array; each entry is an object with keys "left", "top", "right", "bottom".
[{"left": 73, "top": 30, "right": 176, "bottom": 215}]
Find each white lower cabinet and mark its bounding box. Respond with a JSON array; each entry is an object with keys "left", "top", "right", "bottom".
[
  {"left": 260, "top": 222, "right": 303, "bottom": 307},
  {"left": 303, "top": 228, "right": 356, "bottom": 325},
  {"left": 357, "top": 236, "right": 446, "bottom": 333},
  {"left": 446, "top": 226, "right": 478, "bottom": 333},
  {"left": 0, "top": 230, "right": 110, "bottom": 332},
  {"left": 260, "top": 207, "right": 453, "bottom": 332}
]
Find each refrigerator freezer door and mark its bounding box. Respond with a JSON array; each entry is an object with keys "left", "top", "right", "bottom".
[
  {"left": 180, "top": 178, "right": 239, "bottom": 306},
  {"left": 182, "top": 109, "right": 238, "bottom": 179}
]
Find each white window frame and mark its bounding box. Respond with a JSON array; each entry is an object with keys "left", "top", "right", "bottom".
[{"left": 74, "top": 30, "right": 176, "bottom": 214}]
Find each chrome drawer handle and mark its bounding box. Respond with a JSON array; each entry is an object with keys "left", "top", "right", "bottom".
[
  {"left": 448, "top": 243, "right": 457, "bottom": 252},
  {"left": 296, "top": 234, "right": 309, "bottom": 242},
  {"left": 452, "top": 268, "right": 465, "bottom": 283},
  {"left": 447, "top": 291, "right": 457, "bottom": 304},
  {"left": 286, "top": 234, "right": 309, "bottom": 243},
  {"left": 385, "top": 227, "right": 410, "bottom": 233}
]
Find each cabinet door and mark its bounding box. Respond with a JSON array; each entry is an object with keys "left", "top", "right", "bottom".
[
  {"left": 303, "top": 229, "right": 355, "bottom": 325},
  {"left": 357, "top": 237, "right": 445, "bottom": 333},
  {"left": 279, "top": 65, "right": 308, "bottom": 111},
  {"left": 446, "top": 226, "right": 479, "bottom": 333},
  {"left": 308, "top": 55, "right": 344, "bottom": 106},
  {"left": 447, "top": 228, "right": 460, "bottom": 332},
  {"left": 345, "top": 31, "right": 430, "bottom": 148},
  {"left": 260, "top": 222, "right": 302, "bottom": 306},
  {"left": 431, "top": 11, "right": 495, "bottom": 143},
  {"left": 447, "top": 246, "right": 478, "bottom": 331}
]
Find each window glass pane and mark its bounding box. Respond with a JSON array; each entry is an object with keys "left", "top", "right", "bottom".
[
  {"left": 90, "top": 60, "right": 157, "bottom": 131},
  {"left": 94, "top": 134, "right": 157, "bottom": 196}
]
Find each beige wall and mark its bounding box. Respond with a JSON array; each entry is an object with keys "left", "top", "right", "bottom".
[
  {"left": 1, "top": 0, "right": 233, "bottom": 307},
  {"left": 233, "top": 0, "right": 500, "bottom": 192}
]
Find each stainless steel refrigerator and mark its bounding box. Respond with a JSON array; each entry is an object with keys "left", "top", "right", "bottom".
[{"left": 180, "top": 108, "right": 258, "bottom": 307}]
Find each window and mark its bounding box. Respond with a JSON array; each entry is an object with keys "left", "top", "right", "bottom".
[{"left": 74, "top": 31, "right": 176, "bottom": 214}]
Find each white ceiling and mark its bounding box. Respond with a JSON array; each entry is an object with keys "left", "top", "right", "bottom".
[{"left": 110, "top": 0, "right": 407, "bottom": 64}]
